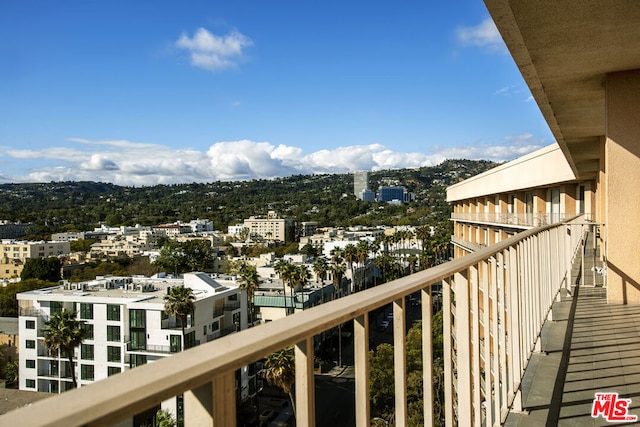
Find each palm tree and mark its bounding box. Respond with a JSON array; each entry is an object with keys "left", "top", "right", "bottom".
[
  {"left": 415, "top": 225, "right": 432, "bottom": 252},
  {"left": 274, "top": 259, "right": 293, "bottom": 313},
  {"left": 238, "top": 263, "right": 260, "bottom": 324},
  {"left": 292, "top": 264, "right": 311, "bottom": 309},
  {"left": 330, "top": 262, "right": 346, "bottom": 299},
  {"left": 164, "top": 286, "right": 195, "bottom": 350},
  {"left": 312, "top": 257, "right": 329, "bottom": 302},
  {"left": 42, "top": 309, "right": 86, "bottom": 389},
  {"left": 356, "top": 240, "right": 370, "bottom": 291},
  {"left": 262, "top": 347, "right": 296, "bottom": 415},
  {"left": 342, "top": 244, "right": 357, "bottom": 294}
]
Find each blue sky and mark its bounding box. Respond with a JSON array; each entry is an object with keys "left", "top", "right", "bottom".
[{"left": 0, "top": 0, "right": 553, "bottom": 186}]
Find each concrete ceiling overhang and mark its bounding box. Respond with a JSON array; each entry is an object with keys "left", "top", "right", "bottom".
[{"left": 484, "top": 0, "right": 640, "bottom": 180}]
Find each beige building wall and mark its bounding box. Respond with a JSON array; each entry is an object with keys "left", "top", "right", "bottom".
[{"left": 604, "top": 71, "right": 640, "bottom": 304}]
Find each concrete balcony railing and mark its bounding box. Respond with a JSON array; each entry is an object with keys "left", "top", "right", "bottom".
[
  {"left": 1, "top": 217, "right": 589, "bottom": 427},
  {"left": 451, "top": 212, "right": 585, "bottom": 228}
]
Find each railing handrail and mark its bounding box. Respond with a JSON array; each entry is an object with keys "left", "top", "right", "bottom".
[{"left": 1, "top": 216, "right": 584, "bottom": 427}]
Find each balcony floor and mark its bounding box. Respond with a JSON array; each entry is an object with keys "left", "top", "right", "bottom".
[{"left": 506, "top": 287, "right": 640, "bottom": 426}]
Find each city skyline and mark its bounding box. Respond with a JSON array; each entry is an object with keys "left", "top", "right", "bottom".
[{"left": 0, "top": 0, "right": 553, "bottom": 186}]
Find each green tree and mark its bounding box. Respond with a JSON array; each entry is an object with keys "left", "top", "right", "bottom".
[
  {"left": 180, "top": 239, "right": 215, "bottom": 272},
  {"left": 155, "top": 408, "right": 177, "bottom": 427},
  {"left": 163, "top": 286, "right": 195, "bottom": 350},
  {"left": 369, "top": 314, "right": 445, "bottom": 425},
  {"left": 4, "top": 359, "right": 18, "bottom": 386},
  {"left": 42, "top": 309, "right": 86, "bottom": 389},
  {"left": 20, "top": 257, "right": 61, "bottom": 282},
  {"left": 155, "top": 241, "right": 185, "bottom": 276},
  {"left": 262, "top": 347, "right": 296, "bottom": 415}
]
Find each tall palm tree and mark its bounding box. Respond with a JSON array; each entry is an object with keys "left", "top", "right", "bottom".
[
  {"left": 330, "top": 262, "right": 346, "bottom": 299},
  {"left": 262, "top": 347, "right": 296, "bottom": 415},
  {"left": 292, "top": 264, "right": 311, "bottom": 309},
  {"left": 312, "top": 257, "right": 329, "bottom": 302},
  {"left": 415, "top": 225, "right": 432, "bottom": 252},
  {"left": 342, "top": 244, "right": 357, "bottom": 294},
  {"left": 356, "top": 240, "right": 370, "bottom": 291},
  {"left": 274, "top": 259, "right": 293, "bottom": 313},
  {"left": 164, "top": 286, "right": 195, "bottom": 350},
  {"left": 238, "top": 263, "right": 260, "bottom": 324},
  {"left": 42, "top": 309, "right": 86, "bottom": 389}
]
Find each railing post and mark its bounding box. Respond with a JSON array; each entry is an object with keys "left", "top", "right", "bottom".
[
  {"left": 393, "top": 297, "right": 408, "bottom": 426},
  {"left": 443, "top": 276, "right": 454, "bottom": 427},
  {"left": 354, "top": 314, "right": 370, "bottom": 427},
  {"left": 184, "top": 370, "right": 236, "bottom": 427},
  {"left": 422, "top": 287, "right": 434, "bottom": 427},
  {"left": 482, "top": 259, "right": 493, "bottom": 427},
  {"left": 455, "top": 269, "right": 472, "bottom": 427},
  {"left": 508, "top": 245, "right": 522, "bottom": 412},
  {"left": 295, "top": 337, "right": 315, "bottom": 427},
  {"left": 470, "top": 264, "right": 482, "bottom": 426}
]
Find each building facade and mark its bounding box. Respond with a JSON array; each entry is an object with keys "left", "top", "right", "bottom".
[
  {"left": 243, "top": 211, "right": 295, "bottom": 243},
  {"left": 447, "top": 143, "right": 595, "bottom": 258},
  {"left": 353, "top": 171, "right": 370, "bottom": 200},
  {"left": 17, "top": 272, "right": 247, "bottom": 395},
  {"left": 0, "top": 241, "right": 70, "bottom": 279}
]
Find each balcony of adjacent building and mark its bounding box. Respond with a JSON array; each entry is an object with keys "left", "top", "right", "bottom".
[
  {"left": 5, "top": 217, "right": 640, "bottom": 426},
  {"left": 451, "top": 212, "right": 582, "bottom": 230}
]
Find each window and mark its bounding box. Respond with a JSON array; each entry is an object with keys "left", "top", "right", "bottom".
[
  {"left": 25, "top": 340, "right": 35, "bottom": 349},
  {"left": 81, "top": 323, "right": 94, "bottom": 340},
  {"left": 80, "top": 303, "right": 93, "bottom": 320},
  {"left": 26, "top": 359, "right": 35, "bottom": 369},
  {"left": 108, "top": 366, "right": 121, "bottom": 376},
  {"left": 107, "top": 346, "right": 121, "bottom": 362},
  {"left": 107, "top": 305, "right": 120, "bottom": 321},
  {"left": 130, "top": 354, "right": 147, "bottom": 368},
  {"left": 130, "top": 331, "right": 146, "bottom": 351},
  {"left": 107, "top": 325, "right": 120, "bottom": 342},
  {"left": 81, "top": 344, "right": 94, "bottom": 360},
  {"left": 203, "top": 325, "right": 207, "bottom": 335},
  {"left": 184, "top": 331, "right": 196, "bottom": 349},
  {"left": 170, "top": 335, "right": 182, "bottom": 353},
  {"left": 129, "top": 309, "right": 145, "bottom": 328},
  {"left": 25, "top": 379, "right": 36, "bottom": 388},
  {"left": 25, "top": 320, "right": 35, "bottom": 329},
  {"left": 80, "top": 364, "right": 94, "bottom": 381},
  {"left": 50, "top": 301, "right": 63, "bottom": 316}
]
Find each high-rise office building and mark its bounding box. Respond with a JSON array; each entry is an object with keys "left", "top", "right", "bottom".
[{"left": 353, "top": 171, "right": 369, "bottom": 200}]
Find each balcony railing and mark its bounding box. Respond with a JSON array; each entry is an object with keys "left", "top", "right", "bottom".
[
  {"left": 451, "top": 212, "right": 582, "bottom": 228},
  {"left": 1, "top": 217, "right": 589, "bottom": 426}
]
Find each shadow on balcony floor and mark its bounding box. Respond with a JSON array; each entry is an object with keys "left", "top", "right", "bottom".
[{"left": 506, "top": 287, "right": 640, "bottom": 426}]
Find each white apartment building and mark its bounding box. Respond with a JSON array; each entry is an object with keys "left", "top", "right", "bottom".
[
  {"left": 17, "top": 272, "right": 248, "bottom": 397},
  {"left": 0, "top": 240, "right": 70, "bottom": 279}
]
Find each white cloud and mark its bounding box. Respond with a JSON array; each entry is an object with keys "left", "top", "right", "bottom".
[
  {"left": 457, "top": 18, "right": 505, "bottom": 52},
  {"left": 1, "top": 135, "right": 547, "bottom": 186},
  {"left": 175, "top": 28, "right": 253, "bottom": 71},
  {"left": 434, "top": 133, "right": 545, "bottom": 161}
]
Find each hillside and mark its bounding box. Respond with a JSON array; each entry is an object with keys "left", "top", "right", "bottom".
[{"left": 0, "top": 160, "right": 496, "bottom": 238}]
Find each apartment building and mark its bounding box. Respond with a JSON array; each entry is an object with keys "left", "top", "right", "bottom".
[
  {"left": 447, "top": 143, "right": 596, "bottom": 257},
  {"left": 243, "top": 211, "right": 295, "bottom": 243},
  {"left": 17, "top": 272, "right": 247, "bottom": 396},
  {"left": 0, "top": 240, "right": 70, "bottom": 279}
]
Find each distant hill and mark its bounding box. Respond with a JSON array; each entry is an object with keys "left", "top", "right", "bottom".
[{"left": 0, "top": 160, "right": 497, "bottom": 238}]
